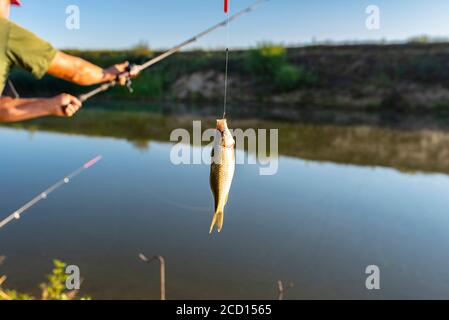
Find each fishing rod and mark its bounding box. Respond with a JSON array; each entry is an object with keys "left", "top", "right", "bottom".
[
  {"left": 74, "top": 0, "right": 269, "bottom": 104},
  {"left": 0, "top": 156, "right": 102, "bottom": 230}
]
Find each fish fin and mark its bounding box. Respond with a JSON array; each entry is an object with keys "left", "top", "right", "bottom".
[
  {"left": 209, "top": 209, "right": 224, "bottom": 234},
  {"left": 225, "top": 194, "right": 229, "bottom": 205}
]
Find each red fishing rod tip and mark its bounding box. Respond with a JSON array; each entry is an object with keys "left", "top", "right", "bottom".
[
  {"left": 83, "top": 156, "right": 103, "bottom": 169},
  {"left": 224, "top": 0, "right": 229, "bottom": 13}
]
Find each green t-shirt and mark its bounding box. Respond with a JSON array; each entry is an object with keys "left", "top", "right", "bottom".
[{"left": 0, "top": 17, "right": 57, "bottom": 94}]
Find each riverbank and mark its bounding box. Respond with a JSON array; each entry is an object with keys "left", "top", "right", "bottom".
[{"left": 7, "top": 42, "right": 449, "bottom": 110}]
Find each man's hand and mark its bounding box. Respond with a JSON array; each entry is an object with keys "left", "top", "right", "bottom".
[
  {"left": 49, "top": 94, "right": 82, "bottom": 117},
  {"left": 103, "top": 61, "right": 140, "bottom": 86}
]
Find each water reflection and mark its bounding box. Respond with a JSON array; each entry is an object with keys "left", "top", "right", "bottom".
[{"left": 3, "top": 106, "right": 449, "bottom": 175}]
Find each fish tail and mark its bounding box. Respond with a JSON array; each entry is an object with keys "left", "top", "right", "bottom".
[{"left": 209, "top": 209, "right": 224, "bottom": 234}]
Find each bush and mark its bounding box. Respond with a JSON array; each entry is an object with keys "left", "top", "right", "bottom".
[
  {"left": 407, "top": 35, "right": 431, "bottom": 44},
  {"left": 0, "top": 259, "right": 90, "bottom": 300},
  {"left": 275, "top": 64, "right": 300, "bottom": 91},
  {"left": 245, "top": 43, "right": 287, "bottom": 79},
  {"left": 274, "top": 65, "right": 318, "bottom": 91},
  {"left": 129, "top": 72, "right": 165, "bottom": 98}
]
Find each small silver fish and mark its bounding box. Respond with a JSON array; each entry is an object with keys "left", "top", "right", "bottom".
[{"left": 209, "top": 119, "right": 235, "bottom": 234}]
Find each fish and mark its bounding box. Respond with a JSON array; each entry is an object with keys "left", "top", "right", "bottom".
[{"left": 209, "top": 119, "right": 235, "bottom": 234}]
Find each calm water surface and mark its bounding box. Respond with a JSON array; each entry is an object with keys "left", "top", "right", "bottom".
[{"left": 1, "top": 108, "right": 449, "bottom": 299}]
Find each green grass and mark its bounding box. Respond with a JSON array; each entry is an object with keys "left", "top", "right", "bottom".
[{"left": 0, "top": 260, "right": 90, "bottom": 300}]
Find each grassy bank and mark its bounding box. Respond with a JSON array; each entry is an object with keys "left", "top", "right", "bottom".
[{"left": 8, "top": 42, "right": 449, "bottom": 110}]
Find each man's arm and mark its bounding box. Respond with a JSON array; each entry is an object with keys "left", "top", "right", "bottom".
[
  {"left": 47, "top": 51, "right": 135, "bottom": 86},
  {"left": 0, "top": 52, "right": 138, "bottom": 123},
  {"left": 0, "top": 94, "right": 81, "bottom": 122}
]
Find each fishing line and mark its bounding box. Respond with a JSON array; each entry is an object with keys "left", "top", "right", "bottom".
[
  {"left": 0, "top": 156, "right": 102, "bottom": 230},
  {"left": 156, "top": 197, "right": 210, "bottom": 213},
  {"left": 223, "top": 0, "right": 231, "bottom": 119}
]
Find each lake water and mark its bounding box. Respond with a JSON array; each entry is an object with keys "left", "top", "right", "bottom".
[{"left": 1, "top": 107, "right": 449, "bottom": 299}]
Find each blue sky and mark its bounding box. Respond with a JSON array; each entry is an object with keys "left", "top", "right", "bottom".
[{"left": 10, "top": 0, "right": 449, "bottom": 50}]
